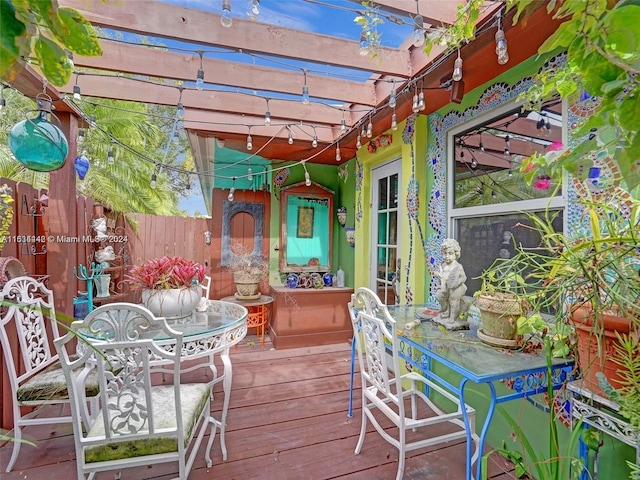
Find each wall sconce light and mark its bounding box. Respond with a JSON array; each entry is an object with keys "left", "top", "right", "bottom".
[
  {"left": 336, "top": 206, "right": 347, "bottom": 227},
  {"left": 204, "top": 230, "right": 212, "bottom": 245}
]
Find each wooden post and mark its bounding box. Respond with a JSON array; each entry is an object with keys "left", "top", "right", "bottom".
[{"left": 46, "top": 112, "right": 79, "bottom": 322}]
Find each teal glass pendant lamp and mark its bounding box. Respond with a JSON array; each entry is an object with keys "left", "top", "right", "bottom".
[{"left": 8, "top": 93, "right": 69, "bottom": 172}]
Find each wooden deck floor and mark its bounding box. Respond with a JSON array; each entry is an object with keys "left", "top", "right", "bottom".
[{"left": 0, "top": 335, "right": 518, "bottom": 479}]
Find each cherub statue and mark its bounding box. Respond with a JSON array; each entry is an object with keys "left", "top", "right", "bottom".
[{"left": 432, "top": 238, "right": 470, "bottom": 330}]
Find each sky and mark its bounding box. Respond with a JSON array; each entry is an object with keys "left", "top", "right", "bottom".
[{"left": 167, "top": 1, "right": 415, "bottom": 215}]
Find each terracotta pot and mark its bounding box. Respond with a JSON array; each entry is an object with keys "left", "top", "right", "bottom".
[
  {"left": 569, "top": 305, "right": 633, "bottom": 396},
  {"left": 141, "top": 286, "right": 201, "bottom": 319},
  {"left": 476, "top": 292, "right": 521, "bottom": 341}
]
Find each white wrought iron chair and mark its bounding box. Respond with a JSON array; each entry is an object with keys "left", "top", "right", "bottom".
[
  {"left": 56, "top": 303, "right": 216, "bottom": 480},
  {"left": 201, "top": 275, "right": 211, "bottom": 299},
  {"left": 0, "top": 275, "right": 98, "bottom": 473},
  {"left": 350, "top": 287, "right": 479, "bottom": 480}
]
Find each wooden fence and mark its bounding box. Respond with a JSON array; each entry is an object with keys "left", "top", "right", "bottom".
[{"left": 0, "top": 180, "right": 271, "bottom": 429}]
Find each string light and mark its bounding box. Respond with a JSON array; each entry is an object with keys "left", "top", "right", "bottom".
[
  {"left": 340, "top": 112, "right": 346, "bottom": 133},
  {"left": 391, "top": 112, "right": 397, "bottom": 131},
  {"left": 107, "top": 141, "right": 115, "bottom": 164},
  {"left": 452, "top": 50, "right": 463, "bottom": 82},
  {"left": 495, "top": 16, "right": 509, "bottom": 65},
  {"left": 335, "top": 143, "right": 341, "bottom": 162},
  {"left": 303, "top": 162, "right": 311, "bottom": 186},
  {"left": 412, "top": 85, "right": 420, "bottom": 113},
  {"left": 366, "top": 117, "right": 373, "bottom": 138},
  {"left": 246, "top": 126, "right": 253, "bottom": 151},
  {"left": 247, "top": 166, "right": 253, "bottom": 181},
  {"left": 228, "top": 177, "right": 236, "bottom": 201},
  {"left": 150, "top": 171, "right": 157, "bottom": 188},
  {"left": 418, "top": 83, "right": 425, "bottom": 111},
  {"left": 77, "top": 128, "right": 85, "bottom": 145},
  {"left": 264, "top": 98, "right": 271, "bottom": 125},
  {"left": 302, "top": 69, "right": 310, "bottom": 105},
  {"left": 287, "top": 126, "right": 294, "bottom": 144},
  {"left": 359, "top": 31, "right": 370, "bottom": 56},
  {"left": 196, "top": 51, "right": 205, "bottom": 90},
  {"left": 221, "top": 0, "right": 233, "bottom": 27},
  {"left": 73, "top": 74, "right": 81, "bottom": 101},
  {"left": 412, "top": 1, "right": 425, "bottom": 48},
  {"left": 312, "top": 126, "right": 318, "bottom": 148},
  {"left": 356, "top": 133, "right": 362, "bottom": 149},
  {"left": 479, "top": 133, "right": 485, "bottom": 152},
  {"left": 388, "top": 81, "right": 396, "bottom": 108},
  {"left": 247, "top": 0, "right": 260, "bottom": 20},
  {"left": 504, "top": 135, "right": 511, "bottom": 156}
]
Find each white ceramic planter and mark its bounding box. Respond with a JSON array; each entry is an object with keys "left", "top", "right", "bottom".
[{"left": 141, "top": 286, "right": 201, "bottom": 319}]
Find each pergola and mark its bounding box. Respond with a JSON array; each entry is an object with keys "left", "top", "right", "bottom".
[{"left": 8, "top": 0, "right": 561, "bottom": 202}]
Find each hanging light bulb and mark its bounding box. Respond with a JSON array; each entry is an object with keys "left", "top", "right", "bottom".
[
  {"left": 247, "top": 0, "right": 260, "bottom": 20},
  {"left": 356, "top": 134, "right": 362, "bottom": 149},
  {"left": 391, "top": 112, "right": 397, "bottom": 131},
  {"left": 366, "top": 118, "right": 373, "bottom": 138},
  {"left": 471, "top": 157, "right": 478, "bottom": 169},
  {"left": 176, "top": 102, "right": 184, "bottom": 121},
  {"left": 107, "top": 143, "right": 115, "bottom": 164},
  {"left": 8, "top": 93, "right": 69, "bottom": 172},
  {"left": 65, "top": 49, "right": 74, "bottom": 69},
  {"left": 303, "top": 163, "right": 311, "bottom": 186},
  {"left": 247, "top": 166, "right": 253, "bottom": 181},
  {"left": 418, "top": 91, "right": 425, "bottom": 111},
  {"left": 536, "top": 115, "right": 545, "bottom": 131},
  {"left": 495, "top": 23, "right": 509, "bottom": 65},
  {"left": 361, "top": 123, "right": 366, "bottom": 138},
  {"left": 246, "top": 133, "right": 253, "bottom": 151},
  {"left": 221, "top": 0, "right": 233, "bottom": 27},
  {"left": 150, "top": 171, "right": 157, "bottom": 188},
  {"left": 228, "top": 177, "right": 236, "bottom": 201},
  {"left": 340, "top": 117, "right": 346, "bottom": 133},
  {"left": 388, "top": 82, "right": 396, "bottom": 108},
  {"left": 479, "top": 133, "right": 485, "bottom": 152},
  {"left": 335, "top": 144, "right": 341, "bottom": 162},
  {"left": 287, "top": 127, "right": 294, "bottom": 145},
  {"left": 195, "top": 52, "right": 205, "bottom": 90},
  {"left": 412, "top": 15, "right": 425, "bottom": 48},
  {"left": 359, "top": 31, "right": 370, "bottom": 56},
  {"left": 185, "top": 180, "right": 191, "bottom": 196},
  {"left": 73, "top": 84, "right": 81, "bottom": 101},
  {"left": 452, "top": 51, "right": 463, "bottom": 82},
  {"left": 77, "top": 128, "right": 85, "bottom": 145},
  {"left": 312, "top": 135, "right": 318, "bottom": 148},
  {"left": 264, "top": 99, "right": 271, "bottom": 125},
  {"left": 412, "top": 92, "right": 419, "bottom": 113},
  {"left": 504, "top": 135, "right": 511, "bottom": 156}
]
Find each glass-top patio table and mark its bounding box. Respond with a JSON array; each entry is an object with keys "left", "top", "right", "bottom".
[
  {"left": 73, "top": 299, "right": 248, "bottom": 461},
  {"left": 348, "top": 304, "right": 574, "bottom": 480}
]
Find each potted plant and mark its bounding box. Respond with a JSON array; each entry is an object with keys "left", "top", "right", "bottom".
[
  {"left": 474, "top": 252, "right": 534, "bottom": 349},
  {"left": 223, "top": 242, "right": 269, "bottom": 300},
  {"left": 126, "top": 256, "right": 206, "bottom": 319}
]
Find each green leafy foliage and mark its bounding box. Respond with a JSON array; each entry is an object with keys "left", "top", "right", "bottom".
[{"left": 0, "top": 0, "right": 102, "bottom": 86}]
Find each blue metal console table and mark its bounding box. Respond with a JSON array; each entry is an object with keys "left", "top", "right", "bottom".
[{"left": 348, "top": 304, "right": 574, "bottom": 480}]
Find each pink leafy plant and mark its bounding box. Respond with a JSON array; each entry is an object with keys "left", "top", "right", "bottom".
[{"left": 126, "top": 256, "right": 206, "bottom": 290}]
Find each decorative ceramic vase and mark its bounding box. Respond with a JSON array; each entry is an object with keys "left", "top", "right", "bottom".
[
  {"left": 233, "top": 272, "right": 261, "bottom": 300},
  {"left": 94, "top": 274, "right": 111, "bottom": 298},
  {"left": 141, "top": 286, "right": 201, "bottom": 319},
  {"left": 345, "top": 227, "right": 355, "bottom": 248}
]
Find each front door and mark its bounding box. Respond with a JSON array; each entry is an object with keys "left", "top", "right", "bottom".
[{"left": 369, "top": 160, "right": 401, "bottom": 305}]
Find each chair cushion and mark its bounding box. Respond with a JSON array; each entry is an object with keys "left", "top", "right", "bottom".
[
  {"left": 84, "top": 383, "right": 210, "bottom": 464},
  {"left": 17, "top": 359, "right": 100, "bottom": 403}
]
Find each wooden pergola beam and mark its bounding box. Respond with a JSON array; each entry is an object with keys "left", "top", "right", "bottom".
[
  {"left": 59, "top": 75, "right": 346, "bottom": 127},
  {"left": 73, "top": 40, "right": 379, "bottom": 107},
  {"left": 59, "top": 0, "right": 412, "bottom": 77}
]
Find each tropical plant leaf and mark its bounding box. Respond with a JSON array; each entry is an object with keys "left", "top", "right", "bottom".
[
  {"left": 34, "top": 35, "right": 71, "bottom": 86},
  {"left": 0, "top": 0, "right": 28, "bottom": 80},
  {"left": 55, "top": 7, "right": 102, "bottom": 56}
]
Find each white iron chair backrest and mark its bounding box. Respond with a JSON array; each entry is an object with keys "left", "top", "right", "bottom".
[{"left": 55, "top": 302, "right": 214, "bottom": 479}]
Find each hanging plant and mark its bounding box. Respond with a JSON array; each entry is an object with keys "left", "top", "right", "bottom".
[{"left": 0, "top": 184, "right": 14, "bottom": 251}]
